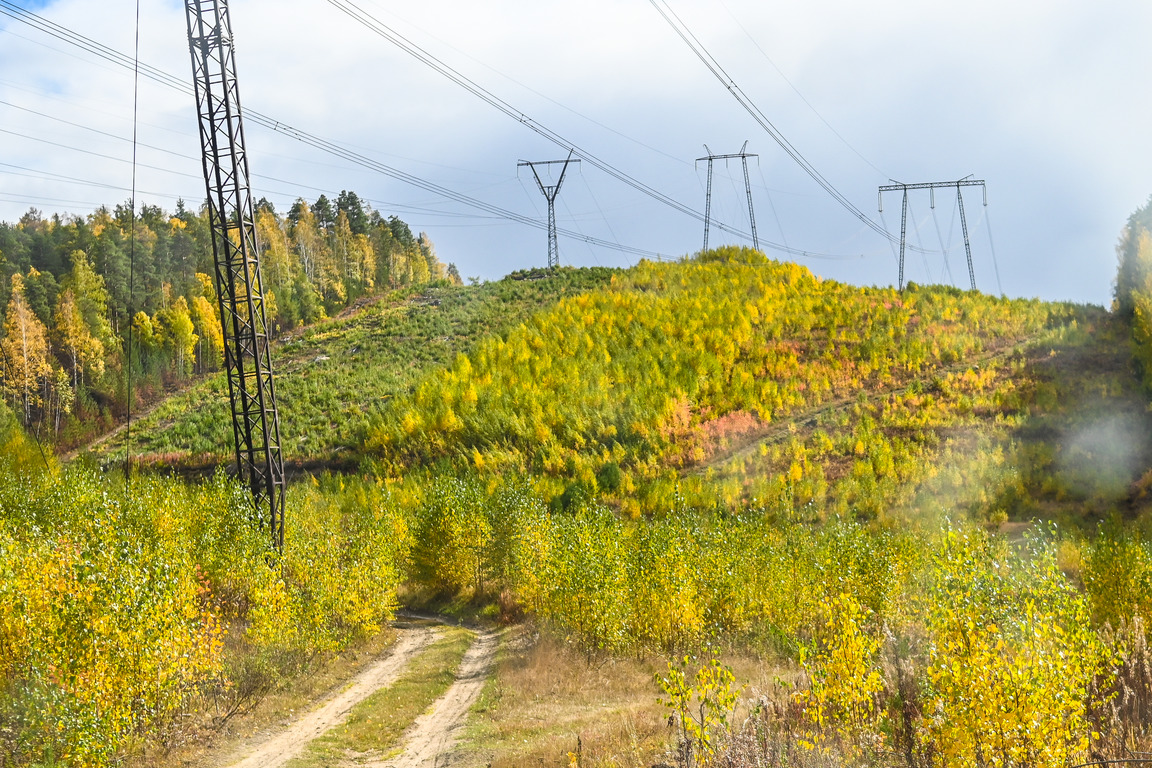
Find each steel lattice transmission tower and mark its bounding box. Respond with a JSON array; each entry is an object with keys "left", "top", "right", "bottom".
[
  {"left": 519, "top": 152, "right": 578, "bottom": 268},
  {"left": 879, "top": 176, "right": 987, "bottom": 292},
  {"left": 186, "top": 0, "right": 285, "bottom": 551},
  {"left": 697, "top": 142, "right": 759, "bottom": 253}
]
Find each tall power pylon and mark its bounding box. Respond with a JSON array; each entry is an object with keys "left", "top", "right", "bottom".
[
  {"left": 186, "top": 0, "right": 285, "bottom": 551},
  {"left": 879, "top": 176, "right": 987, "bottom": 292},
  {"left": 519, "top": 152, "right": 579, "bottom": 268},
  {"left": 697, "top": 142, "right": 759, "bottom": 253}
]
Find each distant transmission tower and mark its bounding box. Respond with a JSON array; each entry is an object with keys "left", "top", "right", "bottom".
[
  {"left": 697, "top": 142, "right": 759, "bottom": 252},
  {"left": 186, "top": 0, "right": 286, "bottom": 552},
  {"left": 879, "top": 176, "right": 987, "bottom": 291},
  {"left": 519, "top": 152, "right": 579, "bottom": 268}
]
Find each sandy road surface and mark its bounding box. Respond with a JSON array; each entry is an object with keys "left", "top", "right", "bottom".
[
  {"left": 223, "top": 623, "right": 439, "bottom": 768},
  {"left": 367, "top": 629, "right": 499, "bottom": 768}
]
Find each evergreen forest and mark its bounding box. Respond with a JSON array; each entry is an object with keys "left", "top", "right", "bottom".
[{"left": 0, "top": 191, "right": 455, "bottom": 448}]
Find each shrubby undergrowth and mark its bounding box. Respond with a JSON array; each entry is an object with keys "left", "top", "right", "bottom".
[
  {"left": 0, "top": 429, "right": 404, "bottom": 766},
  {"left": 396, "top": 473, "right": 1152, "bottom": 768}
]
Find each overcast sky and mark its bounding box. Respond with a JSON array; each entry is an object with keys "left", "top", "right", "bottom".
[{"left": 1, "top": 0, "right": 1149, "bottom": 305}]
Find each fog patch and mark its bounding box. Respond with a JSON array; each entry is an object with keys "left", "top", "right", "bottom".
[{"left": 1057, "top": 414, "right": 1148, "bottom": 498}]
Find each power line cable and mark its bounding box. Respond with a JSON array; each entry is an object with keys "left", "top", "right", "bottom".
[
  {"left": 0, "top": 0, "right": 855, "bottom": 262},
  {"left": 0, "top": 127, "right": 202, "bottom": 180},
  {"left": 322, "top": 0, "right": 742, "bottom": 234},
  {"left": 946, "top": 195, "right": 958, "bottom": 254},
  {"left": 578, "top": 165, "right": 624, "bottom": 254},
  {"left": 725, "top": 166, "right": 744, "bottom": 240},
  {"left": 320, "top": 0, "right": 856, "bottom": 260},
  {"left": 0, "top": 2, "right": 675, "bottom": 256},
  {"left": 0, "top": 2, "right": 666, "bottom": 261},
  {"left": 714, "top": 0, "right": 888, "bottom": 178},
  {"left": 515, "top": 170, "right": 544, "bottom": 217},
  {"left": 331, "top": 170, "right": 660, "bottom": 257},
  {"left": 0, "top": 99, "right": 200, "bottom": 161},
  {"left": 906, "top": 199, "right": 932, "bottom": 283},
  {"left": 124, "top": 0, "right": 141, "bottom": 482},
  {"left": 0, "top": 192, "right": 105, "bottom": 208},
  {"left": 757, "top": 163, "right": 789, "bottom": 253},
  {"left": 983, "top": 207, "right": 1004, "bottom": 295},
  {"left": 648, "top": 0, "right": 934, "bottom": 255},
  {"left": 0, "top": 77, "right": 194, "bottom": 142},
  {"left": 559, "top": 195, "right": 603, "bottom": 268},
  {"left": 0, "top": 102, "right": 525, "bottom": 226},
  {"left": 930, "top": 201, "right": 956, "bottom": 286},
  {"left": 877, "top": 208, "right": 901, "bottom": 266},
  {"left": 0, "top": 160, "right": 191, "bottom": 199},
  {"left": 0, "top": 4, "right": 189, "bottom": 95},
  {"left": 356, "top": 0, "right": 693, "bottom": 169}
]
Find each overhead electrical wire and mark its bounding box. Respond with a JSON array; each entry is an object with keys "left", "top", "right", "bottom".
[
  {"left": 0, "top": 160, "right": 187, "bottom": 199},
  {"left": 981, "top": 207, "right": 1004, "bottom": 295},
  {"left": 0, "top": 192, "right": 105, "bottom": 208},
  {"left": 715, "top": 0, "right": 888, "bottom": 179},
  {"left": 578, "top": 166, "right": 625, "bottom": 255},
  {"left": 124, "top": 0, "right": 141, "bottom": 481},
  {"left": 0, "top": 0, "right": 856, "bottom": 262},
  {"left": 0, "top": 127, "right": 203, "bottom": 181},
  {"left": 756, "top": 164, "right": 789, "bottom": 253},
  {"left": 559, "top": 196, "right": 603, "bottom": 268},
  {"left": 246, "top": 118, "right": 666, "bottom": 259},
  {"left": 1, "top": 156, "right": 449, "bottom": 221},
  {"left": 356, "top": 0, "right": 693, "bottom": 169},
  {"left": 0, "top": 2, "right": 667, "bottom": 261},
  {"left": 0, "top": 99, "right": 199, "bottom": 161},
  {"left": 930, "top": 200, "right": 956, "bottom": 286},
  {"left": 906, "top": 199, "right": 933, "bottom": 283},
  {"left": 647, "top": 0, "right": 934, "bottom": 255},
  {"left": 0, "top": 97, "right": 525, "bottom": 221},
  {"left": 321, "top": 0, "right": 741, "bottom": 236},
  {"left": 648, "top": 0, "right": 877, "bottom": 233},
  {"left": 876, "top": 208, "right": 901, "bottom": 266},
  {"left": 322, "top": 0, "right": 858, "bottom": 261}
]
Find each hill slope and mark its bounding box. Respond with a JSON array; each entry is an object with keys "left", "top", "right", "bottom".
[
  {"left": 365, "top": 247, "right": 1090, "bottom": 514},
  {"left": 83, "top": 267, "right": 616, "bottom": 470},
  {"left": 87, "top": 245, "right": 1145, "bottom": 527}
]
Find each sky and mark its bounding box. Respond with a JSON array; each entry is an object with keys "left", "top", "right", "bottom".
[{"left": 0, "top": 0, "right": 1149, "bottom": 305}]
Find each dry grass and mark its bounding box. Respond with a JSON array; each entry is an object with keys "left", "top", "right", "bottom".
[
  {"left": 132, "top": 628, "right": 399, "bottom": 768},
  {"left": 457, "top": 625, "right": 786, "bottom": 768},
  {"left": 286, "top": 624, "right": 473, "bottom": 767},
  {"left": 1093, "top": 617, "right": 1152, "bottom": 757}
]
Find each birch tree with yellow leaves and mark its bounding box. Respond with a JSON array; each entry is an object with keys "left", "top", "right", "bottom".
[{"left": 2, "top": 274, "right": 51, "bottom": 425}]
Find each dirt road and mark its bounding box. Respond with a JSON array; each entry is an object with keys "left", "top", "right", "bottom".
[
  {"left": 367, "top": 629, "right": 498, "bottom": 768},
  {"left": 223, "top": 624, "right": 438, "bottom": 768}
]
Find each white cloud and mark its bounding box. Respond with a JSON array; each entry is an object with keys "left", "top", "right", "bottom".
[{"left": 0, "top": 0, "right": 1149, "bottom": 303}]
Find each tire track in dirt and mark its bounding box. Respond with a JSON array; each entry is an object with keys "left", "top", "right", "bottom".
[
  {"left": 223, "top": 623, "right": 439, "bottom": 768},
  {"left": 366, "top": 628, "right": 499, "bottom": 768}
]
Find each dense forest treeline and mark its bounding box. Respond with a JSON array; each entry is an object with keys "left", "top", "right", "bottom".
[
  {"left": 0, "top": 191, "right": 456, "bottom": 445},
  {"left": 1115, "top": 194, "right": 1152, "bottom": 385}
]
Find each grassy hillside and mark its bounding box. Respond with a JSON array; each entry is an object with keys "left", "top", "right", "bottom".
[
  {"left": 367, "top": 247, "right": 1081, "bottom": 513},
  {"left": 83, "top": 267, "right": 615, "bottom": 468},
  {"left": 84, "top": 246, "right": 1141, "bottom": 529}
]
